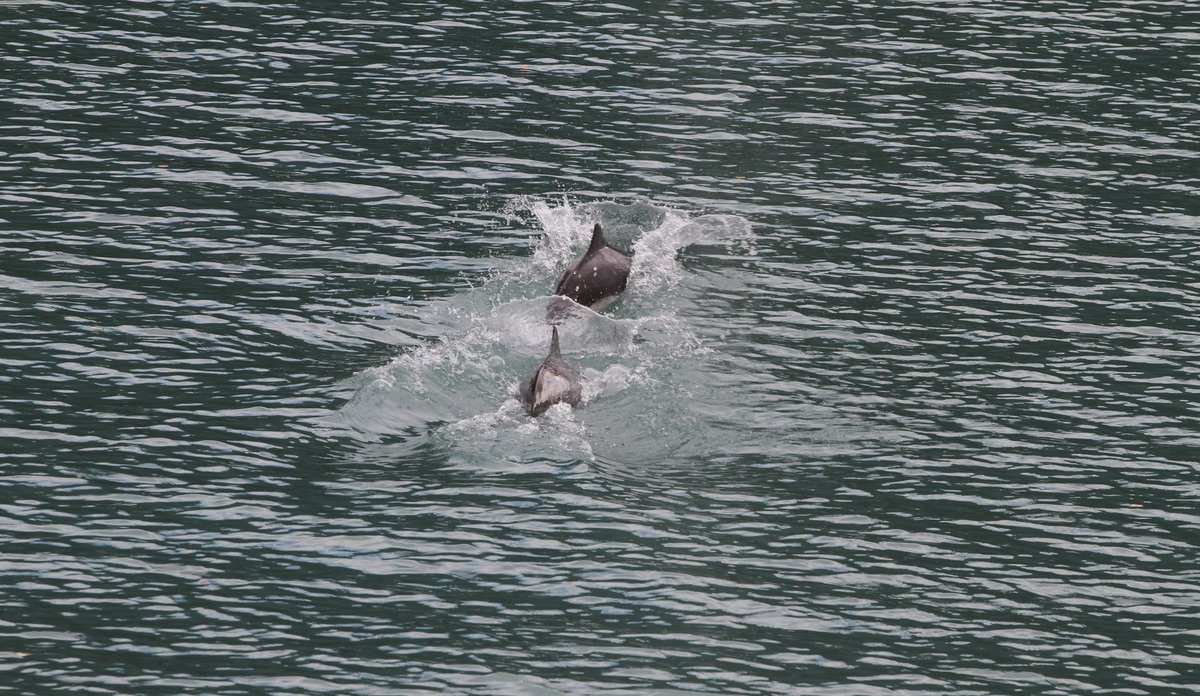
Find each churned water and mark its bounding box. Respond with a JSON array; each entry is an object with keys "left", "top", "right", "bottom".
[{"left": 1, "top": 1, "right": 1198, "bottom": 694}]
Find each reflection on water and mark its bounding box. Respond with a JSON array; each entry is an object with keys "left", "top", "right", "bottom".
[{"left": 1, "top": 0, "right": 1197, "bottom": 693}]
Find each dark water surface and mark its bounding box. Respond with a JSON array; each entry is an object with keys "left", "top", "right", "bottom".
[{"left": 2, "top": 1, "right": 1198, "bottom": 693}]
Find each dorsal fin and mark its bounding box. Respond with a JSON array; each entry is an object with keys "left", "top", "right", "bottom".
[
  {"left": 585, "top": 222, "right": 607, "bottom": 257},
  {"left": 549, "top": 326, "right": 562, "bottom": 359}
]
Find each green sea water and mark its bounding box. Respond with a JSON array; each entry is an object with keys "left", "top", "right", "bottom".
[{"left": 1, "top": 1, "right": 1198, "bottom": 693}]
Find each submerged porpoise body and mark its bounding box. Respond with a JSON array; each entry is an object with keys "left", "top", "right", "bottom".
[
  {"left": 547, "top": 223, "right": 632, "bottom": 320},
  {"left": 518, "top": 326, "right": 583, "bottom": 416}
]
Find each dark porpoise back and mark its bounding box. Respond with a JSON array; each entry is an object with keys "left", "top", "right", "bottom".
[
  {"left": 547, "top": 222, "right": 632, "bottom": 320},
  {"left": 518, "top": 326, "right": 583, "bottom": 416}
]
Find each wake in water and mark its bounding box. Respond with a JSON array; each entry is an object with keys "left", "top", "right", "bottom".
[{"left": 333, "top": 197, "right": 755, "bottom": 466}]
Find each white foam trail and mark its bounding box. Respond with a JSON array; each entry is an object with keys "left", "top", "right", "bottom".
[
  {"left": 524, "top": 196, "right": 594, "bottom": 274},
  {"left": 442, "top": 397, "right": 595, "bottom": 461},
  {"left": 340, "top": 196, "right": 753, "bottom": 455},
  {"left": 580, "top": 363, "right": 641, "bottom": 401},
  {"left": 627, "top": 211, "right": 693, "bottom": 302}
]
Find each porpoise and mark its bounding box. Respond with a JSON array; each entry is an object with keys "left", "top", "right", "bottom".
[
  {"left": 547, "top": 222, "right": 632, "bottom": 321},
  {"left": 518, "top": 326, "right": 583, "bottom": 416}
]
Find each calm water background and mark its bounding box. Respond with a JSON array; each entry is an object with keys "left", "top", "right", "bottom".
[{"left": 2, "top": 0, "right": 1198, "bottom": 693}]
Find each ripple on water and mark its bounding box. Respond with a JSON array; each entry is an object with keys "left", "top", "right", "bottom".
[{"left": 2, "top": 0, "right": 1199, "bottom": 693}]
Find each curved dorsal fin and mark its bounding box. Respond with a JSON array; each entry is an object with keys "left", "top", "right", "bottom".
[
  {"left": 585, "top": 222, "right": 607, "bottom": 257},
  {"left": 549, "top": 325, "right": 562, "bottom": 359}
]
